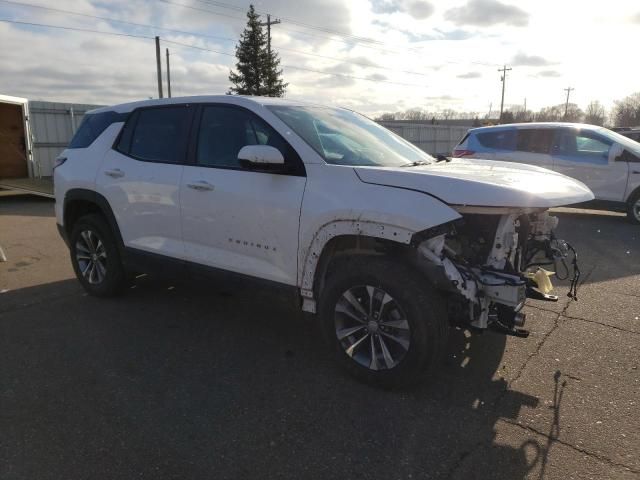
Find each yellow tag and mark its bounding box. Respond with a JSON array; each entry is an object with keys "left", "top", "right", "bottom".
[{"left": 531, "top": 268, "right": 555, "bottom": 294}]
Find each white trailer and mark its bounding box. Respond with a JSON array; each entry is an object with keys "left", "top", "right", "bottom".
[{"left": 0, "top": 94, "right": 102, "bottom": 197}]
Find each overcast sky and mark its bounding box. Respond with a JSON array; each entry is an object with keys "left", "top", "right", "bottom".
[{"left": 0, "top": 0, "right": 638, "bottom": 116}]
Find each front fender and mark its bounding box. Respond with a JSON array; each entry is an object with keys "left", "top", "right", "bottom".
[{"left": 298, "top": 166, "right": 462, "bottom": 307}]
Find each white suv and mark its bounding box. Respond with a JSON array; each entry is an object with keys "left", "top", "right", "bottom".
[
  {"left": 55, "top": 96, "right": 593, "bottom": 387},
  {"left": 453, "top": 123, "right": 640, "bottom": 223}
]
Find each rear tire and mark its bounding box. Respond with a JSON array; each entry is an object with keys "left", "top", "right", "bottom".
[
  {"left": 69, "top": 214, "right": 126, "bottom": 297},
  {"left": 627, "top": 190, "right": 640, "bottom": 225},
  {"left": 318, "top": 256, "right": 449, "bottom": 389}
]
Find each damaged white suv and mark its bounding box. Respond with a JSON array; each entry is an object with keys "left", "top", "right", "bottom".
[{"left": 54, "top": 96, "right": 593, "bottom": 387}]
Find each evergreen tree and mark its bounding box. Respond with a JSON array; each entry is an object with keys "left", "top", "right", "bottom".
[{"left": 228, "top": 5, "right": 287, "bottom": 97}]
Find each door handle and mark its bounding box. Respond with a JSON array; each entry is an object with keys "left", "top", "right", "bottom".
[
  {"left": 104, "top": 168, "right": 124, "bottom": 178},
  {"left": 186, "top": 180, "right": 214, "bottom": 191}
]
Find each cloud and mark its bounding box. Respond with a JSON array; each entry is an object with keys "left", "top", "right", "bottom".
[
  {"left": 444, "top": 0, "right": 529, "bottom": 27},
  {"left": 511, "top": 52, "right": 554, "bottom": 66},
  {"left": 633, "top": 12, "right": 640, "bottom": 23},
  {"left": 370, "top": 0, "right": 434, "bottom": 20},
  {"left": 457, "top": 71, "right": 481, "bottom": 79},
  {"left": 367, "top": 73, "right": 388, "bottom": 81},
  {"left": 534, "top": 70, "right": 562, "bottom": 78},
  {"left": 406, "top": 1, "right": 434, "bottom": 19}
]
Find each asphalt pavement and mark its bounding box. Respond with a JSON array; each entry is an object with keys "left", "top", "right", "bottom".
[{"left": 0, "top": 194, "right": 638, "bottom": 480}]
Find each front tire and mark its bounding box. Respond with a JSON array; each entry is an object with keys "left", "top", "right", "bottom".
[
  {"left": 318, "top": 257, "right": 449, "bottom": 388},
  {"left": 69, "top": 214, "right": 126, "bottom": 297}
]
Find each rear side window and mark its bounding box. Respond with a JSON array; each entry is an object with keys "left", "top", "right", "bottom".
[
  {"left": 68, "top": 111, "right": 128, "bottom": 149},
  {"left": 121, "top": 106, "right": 192, "bottom": 164},
  {"left": 516, "top": 129, "right": 554, "bottom": 154},
  {"left": 476, "top": 130, "right": 516, "bottom": 150}
]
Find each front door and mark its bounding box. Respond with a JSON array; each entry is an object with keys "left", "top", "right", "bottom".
[
  {"left": 180, "top": 104, "right": 306, "bottom": 286},
  {"left": 95, "top": 105, "right": 193, "bottom": 259},
  {"left": 551, "top": 128, "right": 629, "bottom": 201}
]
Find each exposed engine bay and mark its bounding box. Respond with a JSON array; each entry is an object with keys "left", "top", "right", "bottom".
[{"left": 417, "top": 209, "right": 580, "bottom": 337}]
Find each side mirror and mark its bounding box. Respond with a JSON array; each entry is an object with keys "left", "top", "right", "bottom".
[
  {"left": 238, "top": 145, "right": 284, "bottom": 169},
  {"left": 608, "top": 143, "right": 624, "bottom": 163}
]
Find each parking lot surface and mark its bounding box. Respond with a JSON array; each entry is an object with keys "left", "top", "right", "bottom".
[{"left": 1, "top": 194, "right": 638, "bottom": 479}]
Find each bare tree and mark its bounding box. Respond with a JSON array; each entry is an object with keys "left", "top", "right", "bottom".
[
  {"left": 611, "top": 92, "right": 640, "bottom": 127},
  {"left": 404, "top": 109, "right": 430, "bottom": 121},
  {"left": 584, "top": 101, "right": 606, "bottom": 126},
  {"left": 534, "top": 104, "right": 583, "bottom": 123},
  {"left": 375, "top": 112, "right": 396, "bottom": 121},
  {"left": 439, "top": 108, "right": 457, "bottom": 120}
]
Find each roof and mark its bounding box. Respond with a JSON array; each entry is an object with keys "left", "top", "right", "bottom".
[
  {"left": 88, "top": 95, "right": 327, "bottom": 115},
  {"left": 468, "top": 122, "right": 604, "bottom": 134}
]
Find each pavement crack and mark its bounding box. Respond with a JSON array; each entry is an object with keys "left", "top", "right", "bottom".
[
  {"left": 498, "top": 419, "right": 640, "bottom": 475},
  {"left": 509, "top": 312, "right": 562, "bottom": 388},
  {"left": 561, "top": 314, "right": 640, "bottom": 336},
  {"left": 444, "top": 438, "right": 487, "bottom": 480}
]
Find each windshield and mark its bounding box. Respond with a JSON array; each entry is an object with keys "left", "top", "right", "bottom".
[
  {"left": 597, "top": 127, "right": 640, "bottom": 155},
  {"left": 267, "top": 105, "right": 435, "bottom": 167}
]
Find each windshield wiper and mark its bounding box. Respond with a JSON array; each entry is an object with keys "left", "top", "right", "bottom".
[{"left": 400, "top": 160, "right": 430, "bottom": 167}]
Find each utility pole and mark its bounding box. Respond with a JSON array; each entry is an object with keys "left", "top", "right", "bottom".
[
  {"left": 166, "top": 48, "right": 172, "bottom": 98},
  {"left": 259, "top": 14, "right": 281, "bottom": 56},
  {"left": 498, "top": 65, "right": 512, "bottom": 122},
  {"left": 564, "top": 86, "right": 574, "bottom": 118},
  {"left": 523, "top": 97, "right": 527, "bottom": 121},
  {"left": 155, "top": 36, "right": 163, "bottom": 99},
  {"left": 258, "top": 14, "right": 281, "bottom": 94}
]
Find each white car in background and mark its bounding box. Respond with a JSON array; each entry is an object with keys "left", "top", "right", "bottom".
[
  {"left": 454, "top": 123, "right": 640, "bottom": 223},
  {"left": 54, "top": 96, "right": 593, "bottom": 387}
]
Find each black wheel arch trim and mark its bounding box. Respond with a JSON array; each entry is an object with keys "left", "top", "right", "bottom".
[{"left": 63, "top": 188, "right": 125, "bottom": 255}]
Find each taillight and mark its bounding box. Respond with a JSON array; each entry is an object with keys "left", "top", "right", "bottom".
[
  {"left": 452, "top": 149, "right": 475, "bottom": 157},
  {"left": 53, "top": 156, "right": 67, "bottom": 169}
]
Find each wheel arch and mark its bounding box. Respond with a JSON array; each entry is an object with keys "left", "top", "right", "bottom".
[
  {"left": 63, "top": 189, "right": 125, "bottom": 253},
  {"left": 299, "top": 219, "right": 456, "bottom": 313}
]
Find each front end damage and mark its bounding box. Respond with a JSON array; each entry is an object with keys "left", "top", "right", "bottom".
[{"left": 417, "top": 209, "right": 580, "bottom": 337}]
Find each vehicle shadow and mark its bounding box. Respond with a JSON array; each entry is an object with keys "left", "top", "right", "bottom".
[
  {"left": 0, "top": 194, "right": 55, "bottom": 218},
  {"left": 0, "top": 276, "right": 552, "bottom": 480}
]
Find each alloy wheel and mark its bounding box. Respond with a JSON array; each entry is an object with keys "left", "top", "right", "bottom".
[
  {"left": 75, "top": 230, "right": 107, "bottom": 285},
  {"left": 334, "top": 285, "right": 411, "bottom": 371}
]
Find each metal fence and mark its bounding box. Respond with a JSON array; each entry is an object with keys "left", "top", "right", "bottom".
[
  {"left": 378, "top": 121, "right": 470, "bottom": 155},
  {"left": 29, "top": 101, "right": 102, "bottom": 176}
]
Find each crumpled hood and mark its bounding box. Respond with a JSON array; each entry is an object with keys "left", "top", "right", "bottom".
[{"left": 354, "top": 158, "right": 594, "bottom": 208}]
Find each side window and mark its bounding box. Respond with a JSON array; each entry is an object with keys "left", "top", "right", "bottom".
[
  {"left": 127, "top": 106, "right": 191, "bottom": 163},
  {"left": 196, "top": 106, "right": 295, "bottom": 169},
  {"left": 516, "top": 129, "right": 554, "bottom": 154},
  {"left": 575, "top": 131, "right": 611, "bottom": 155},
  {"left": 552, "top": 129, "right": 611, "bottom": 163},
  {"left": 476, "top": 130, "right": 516, "bottom": 150},
  {"left": 69, "top": 111, "right": 128, "bottom": 149}
]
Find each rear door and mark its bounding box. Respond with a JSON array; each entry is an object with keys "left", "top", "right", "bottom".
[
  {"left": 95, "top": 104, "right": 193, "bottom": 259},
  {"left": 504, "top": 128, "right": 554, "bottom": 168},
  {"left": 551, "top": 128, "right": 628, "bottom": 201},
  {"left": 180, "top": 104, "right": 306, "bottom": 286}
]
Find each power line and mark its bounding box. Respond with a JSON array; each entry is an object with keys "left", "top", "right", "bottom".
[
  {"left": 159, "top": 0, "right": 500, "bottom": 67},
  {"left": 0, "top": 0, "right": 435, "bottom": 77},
  {"left": 0, "top": 18, "right": 154, "bottom": 39},
  {"left": 196, "top": 0, "right": 387, "bottom": 45},
  {"left": 162, "top": 39, "right": 429, "bottom": 88},
  {"left": 0, "top": 0, "right": 234, "bottom": 42},
  {"left": 0, "top": 18, "right": 428, "bottom": 88}
]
